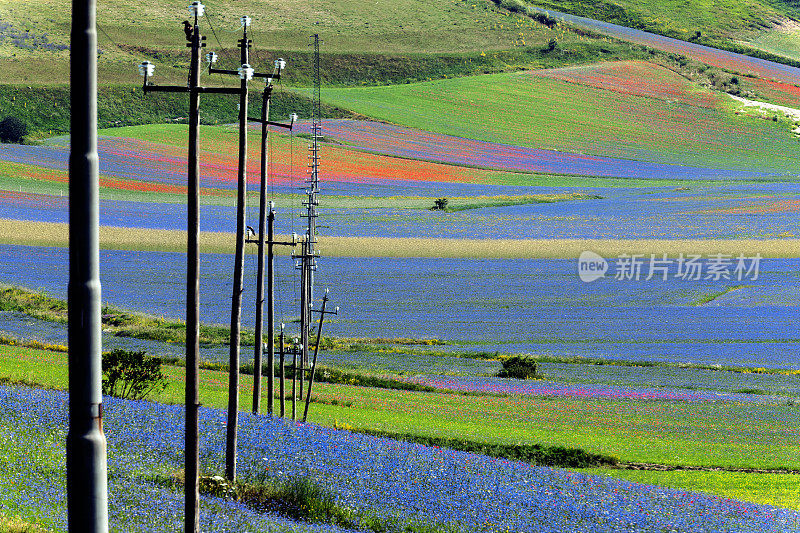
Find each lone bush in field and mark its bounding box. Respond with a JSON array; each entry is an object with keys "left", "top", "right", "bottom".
[
  {"left": 432, "top": 197, "right": 449, "bottom": 211},
  {"left": 0, "top": 116, "right": 28, "bottom": 143},
  {"left": 101, "top": 349, "right": 167, "bottom": 400},
  {"left": 497, "top": 355, "right": 539, "bottom": 379}
]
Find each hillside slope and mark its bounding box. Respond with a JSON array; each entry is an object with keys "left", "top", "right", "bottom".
[
  {"left": 0, "top": 0, "right": 612, "bottom": 86},
  {"left": 314, "top": 62, "right": 800, "bottom": 174},
  {"left": 526, "top": 0, "right": 793, "bottom": 46}
]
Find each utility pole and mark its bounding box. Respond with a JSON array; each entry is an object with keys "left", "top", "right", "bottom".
[
  {"left": 225, "top": 17, "right": 251, "bottom": 483},
  {"left": 205, "top": 15, "right": 274, "bottom": 482},
  {"left": 290, "top": 338, "right": 300, "bottom": 421},
  {"left": 295, "top": 34, "right": 323, "bottom": 398},
  {"left": 67, "top": 0, "right": 108, "bottom": 531},
  {"left": 279, "top": 324, "right": 285, "bottom": 417},
  {"left": 246, "top": 69, "right": 296, "bottom": 416},
  {"left": 303, "top": 289, "right": 338, "bottom": 422},
  {"left": 137, "top": 2, "right": 246, "bottom": 528}
]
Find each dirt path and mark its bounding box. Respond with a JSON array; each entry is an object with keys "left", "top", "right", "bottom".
[{"left": 731, "top": 94, "right": 800, "bottom": 134}]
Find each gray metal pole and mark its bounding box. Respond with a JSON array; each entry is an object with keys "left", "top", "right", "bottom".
[
  {"left": 185, "top": 19, "right": 202, "bottom": 533},
  {"left": 226, "top": 26, "right": 250, "bottom": 482},
  {"left": 67, "top": 1, "right": 108, "bottom": 531}
]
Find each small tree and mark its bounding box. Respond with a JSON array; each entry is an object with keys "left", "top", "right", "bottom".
[
  {"left": 0, "top": 116, "right": 28, "bottom": 144},
  {"left": 102, "top": 349, "right": 168, "bottom": 400},
  {"left": 497, "top": 355, "right": 539, "bottom": 379},
  {"left": 432, "top": 198, "right": 449, "bottom": 211}
]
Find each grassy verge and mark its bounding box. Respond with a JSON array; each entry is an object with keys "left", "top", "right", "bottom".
[
  {"left": 437, "top": 193, "right": 601, "bottom": 212},
  {"left": 690, "top": 285, "right": 745, "bottom": 306},
  {"left": 348, "top": 427, "right": 619, "bottom": 468},
  {"left": 0, "top": 284, "right": 240, "bottom": 347},
  {"left": 0, "top": 515, "right": 49, "bottom": 533}
]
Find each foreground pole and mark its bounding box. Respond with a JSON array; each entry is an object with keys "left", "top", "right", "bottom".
[
  {"left": 67, "top": 0, "right": 108, "bottom": 531},
  {"left": 184, "top": 17, "right": 203, "bottom": 533}
]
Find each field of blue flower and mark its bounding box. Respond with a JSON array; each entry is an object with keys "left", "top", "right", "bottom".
[
  {"left": 4, "top": 180, "right": 800, "bottom": 239},
  {"left": 3, "top": 384, "right": 799, "bottom": 532},
  {"left": 1, "top": 245, "right": 796, "bottom": 369}
]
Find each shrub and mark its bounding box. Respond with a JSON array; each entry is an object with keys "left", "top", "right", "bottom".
[
  {"left": 101, "top": 349, "right": 168, "bottom": 400},
  {"left": 432, "top": 198, "right": 449, "bottom": 210},
  {"left": 497, "top": 355, "right": 539, "bottom": 379},
  {"left": 199, "top": 475, "right": 237, "bottom": 499},
  {"left": 0, "top": 116, "right": 28, "bottom": 143}
]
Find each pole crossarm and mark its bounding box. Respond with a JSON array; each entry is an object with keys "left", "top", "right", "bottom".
[
  {"left": 250, "top": 119, "right": 294, "bottom": 129},
  {"left": 211, "top": 67, "right": 277, "bottom": 80},
  {"left": 247, "top": 238, "right": 298, "bottom": 246}
]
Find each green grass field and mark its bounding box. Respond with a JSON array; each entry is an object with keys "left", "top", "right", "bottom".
[
  {"left": 1, "top": 342, "right": 799, "bottom": 510},
  {"left": 586, "top": 468, "right": 800, "bottom": 510},
  {"left": 313, "top": 67, "right": 800, "bottom": 173},
  {"left": 0, "top": 0, "right": 626, "bottom": 88},
  {"left": 745, "top": 20, "right": 800, "bottom": 62}
]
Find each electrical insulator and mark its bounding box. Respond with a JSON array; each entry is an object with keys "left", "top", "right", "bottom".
[
  {"left": 238, "top": 63, "right": 254, "bottom": 81},
  {"left": 138, "top": 61, "right": 155, "bottom": 77},
  {"left": 189, "top": 1, "right": 205, "bottom": 18}
]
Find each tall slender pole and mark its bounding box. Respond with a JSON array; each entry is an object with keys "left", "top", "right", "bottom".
[
  {"left": 266, "top": 202, "right": 275, "bottom": 414},
  {"left": 299, "top": 241, "right": 307, "bottom": 401},
  {"left": 291, "top": 344, "right": 297, "bottom": 421},
  {"left": 252, "top": 85, "right": 274, "bottom": 416},
  {"left": 184, "top": 19, "right": 202, "bottom": 533},
  {"left": 67, "top": 1, "right": 108, "bottom": 531},
  {"left": 226, "top": 25, "right": 250, "bottom": 482},
  {"left": 279, "top": 327, "right": 285, "bottom": 418},
  {"left": 303, "top": 294, "right": 328, "bottom": 423}
]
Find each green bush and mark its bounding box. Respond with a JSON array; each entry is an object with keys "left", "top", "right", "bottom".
[
  {"left": 497, "top": 355, "right": 539, "bottom": 379},
  {"left": 0, "top": 116, "right": 28, "bottom": 143},
  {"left": 101, "top": 349, "right": 167, "bottom": 400},
  {"left": 432, "top": 198, "right": 449, "bottom": 211}
]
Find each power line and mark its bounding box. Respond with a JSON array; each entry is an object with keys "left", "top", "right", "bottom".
[{"left": 96, "top": 23, "right": 126, "bottom": 56}]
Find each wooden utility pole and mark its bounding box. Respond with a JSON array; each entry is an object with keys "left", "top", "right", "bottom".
[
  {"left": 279, "top": 325, "right": 285, "bottom": 417},
  {"left": 248, "top": 74, "right": 295, "bottom": 416},
  {"left": 225, "top": 20, "right": 251, "bottom": 482},
  {"left": 138, "top": 2, "right": 247, "bottom": 527},
  {"left": 303, "top": 290, "right": 338, "bottom": 422}
]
